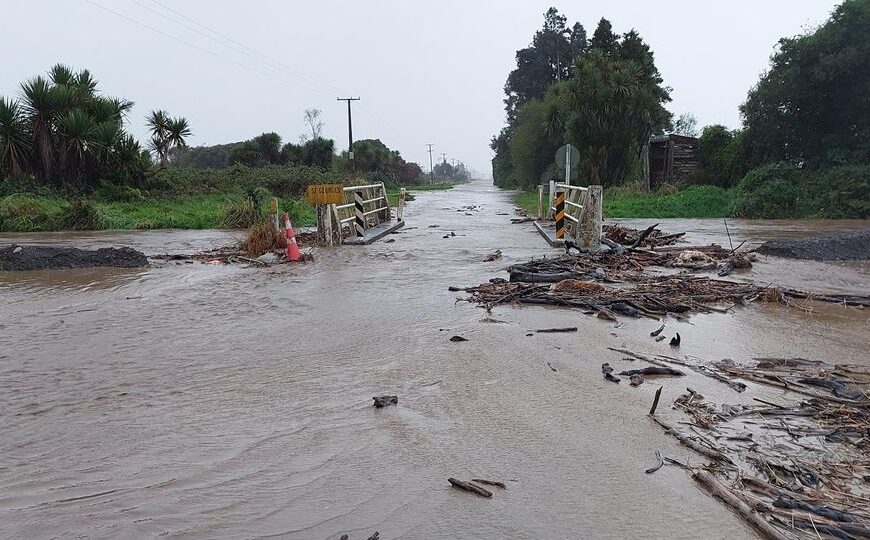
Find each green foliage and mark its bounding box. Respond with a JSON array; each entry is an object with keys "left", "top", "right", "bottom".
[
  {"left": 0, "top": 64, "right": 174, "bottom": 189},
  {"left": 733, "top": 162, "right": 869, "bottom": 219},
  {"left": 95, "top": 181, "right": 144, "bottom": 202},
  {"left": 508, "top": 100, "right": 561, "bottom": 184},
  {"left": 220, "top": 195, "right": 263, "bottom": 229},
  {"left": 146, "top": 164, "right": 344, "bottom": 198},
  {"left": 503, "top": 8, "right": 587, "bottom": 122},
  {"left": 336, "top": 138, "right": 423, "bottom": 186},
  {"left": 741, "top": 0, "right": 870, "bottom": 167},
  {"left": 697, "top": 125, "right": 749, "bottom": 187},
  {"left": 147, "top": 110, "right": 191, "bottom": 167},
  {"left": 58, "top": 198, "right": 101, "bottom": 230},
  {"left": 493, "top": 13, "right": 670, "bottom": 189},
  {"left": 0, "top": 194, "right": 65, "bottom": 231},
  {"left": 603, "top": 185, "right": 734, "bottom": 218},
  {"left": 513, "top": 185, "right": 734, "bottom": 218},
  {"left": 170, "top": 141, "right": 244, "bottom": 168}
]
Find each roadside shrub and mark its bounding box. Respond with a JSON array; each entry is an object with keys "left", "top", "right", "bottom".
[
  {"left": 811, "top": 165, "right": 870, "bottom": 219},
  {"left": 96, "top": 182, "right": 145, "bottom": 203},
  {"left": 732, "top": 163, "right": 801, "bottom": 218},
  {"left": 0, "top": 194, "right": 61, "bottom": 231},
  {"left": 734, "top": 162, "right": 869, "bottom": 219},
  {"left": 58, "top": 199, "right": 102, "bottom": 230},
  {"left": 220, "top": 192, "right": 263, "bottom": 229}
]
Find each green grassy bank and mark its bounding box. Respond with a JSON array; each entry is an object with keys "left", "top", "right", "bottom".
[
  {"left": 0, "top": 182, "right": 453, "bottom": 233},
  {"left": 514, "top": 185, "right": 735, "bottom": 219}
]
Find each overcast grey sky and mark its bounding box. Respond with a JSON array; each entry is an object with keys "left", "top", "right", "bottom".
[{"left": 2, "top": 1, "right": 840, "bottom": 177}]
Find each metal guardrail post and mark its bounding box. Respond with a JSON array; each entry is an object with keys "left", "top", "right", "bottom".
[
  {"left": 555, "top": 190, "right": 565, "bottom": 239},
  {"left": 354, "top": 191, "right": 366, "bottom": 237}
]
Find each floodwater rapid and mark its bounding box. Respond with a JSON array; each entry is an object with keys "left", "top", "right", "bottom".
[{"left": 1, "top": 181, "right": 868, "bottom": 539}]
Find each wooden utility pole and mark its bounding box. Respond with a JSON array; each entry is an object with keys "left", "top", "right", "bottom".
[{"left": 337, "top": 97, "right": 360, "bottom": 175}]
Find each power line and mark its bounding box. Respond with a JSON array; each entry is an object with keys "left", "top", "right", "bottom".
[
  {"left": 83, "top": 0, "right": 413, "bottom": 163},
  {"left": 138, "top": 0, "right": 346, "bottom": 95},
  {"left": 82, "top": 0, "right": 325, "bottom": 94}
]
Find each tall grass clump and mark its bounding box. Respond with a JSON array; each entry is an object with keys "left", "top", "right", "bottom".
[{"left": 58, "top": 199, "right": 102, "bottom": 230}]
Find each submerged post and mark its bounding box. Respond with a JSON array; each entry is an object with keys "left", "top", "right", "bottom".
[
  {"left": 548, "top": 180, "right": 556, "bottom": 217},
  {"left": 398, "top": 188, "right": 406, "bottom": 221}
]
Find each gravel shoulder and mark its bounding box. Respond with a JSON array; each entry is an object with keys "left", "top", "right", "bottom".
[{"left": 757, "top": 229, "right": 870, "bottom": 261}]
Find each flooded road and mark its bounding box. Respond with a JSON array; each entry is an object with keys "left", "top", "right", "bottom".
[{"left": 1, "top": 181, "right": 868, "bottom": 539}]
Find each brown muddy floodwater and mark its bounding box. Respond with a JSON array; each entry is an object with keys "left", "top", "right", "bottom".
[{"left": 1, "top": 181, "right": 868, "bottom": 539}]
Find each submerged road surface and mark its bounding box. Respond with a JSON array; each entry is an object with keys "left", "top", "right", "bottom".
[{"left": 2, "top": 181, "right": 868, "bottom": 539}]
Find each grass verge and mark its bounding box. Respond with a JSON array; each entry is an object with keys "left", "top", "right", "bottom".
[
  {"left": 513, "top": 185, "right": 734, "bottom": 219},
  {"left": 0, "top": 182, "right": 454, "bottom": 233}
]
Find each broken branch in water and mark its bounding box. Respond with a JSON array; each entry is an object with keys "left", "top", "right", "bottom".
[
  {"left": 651, "top": 416, "right": 733, "bottom": 464},
  {"left": 619, "top": 366, "right": 684, "bottom": 377},
  {"left": 649, "top": 386, "right": 663, "bottom": 416},
  {"left": 645, "top": 451, "right": 665, "bottom": 474},
  {"left": 448, "top": 478, "right": 492, "bottom": 498},
  {"left": 535, "top": 327, "right": 578, "bottom": 333},
  {"left": 693, "top": 470, "right": 791, "bottom": 540},
  {"left": 471, "top": 478, "right": 507, "bottom": 489}
]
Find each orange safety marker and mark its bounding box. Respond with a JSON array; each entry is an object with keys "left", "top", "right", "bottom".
[{"left": 283, "top": 212, "right": 300, "bottom": 261}]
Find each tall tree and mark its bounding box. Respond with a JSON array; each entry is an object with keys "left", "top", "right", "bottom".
[
  {"left": 589, "top": 18, "right": 619, "bottom": 54},
  {"left": 503, "top": 8, "right": 586, "bottom": 122},
  {"left": 147, "top": 110, "right": 191, "bottom": 166},
  {"left": 0, "top": 98, "right": 30, "bottom": 178},
  {"left": 302, "top": 108, "right": 323, "bottom": 141},
  {"left": 741, "top": 0, "right": 870, "bottom": 166}
]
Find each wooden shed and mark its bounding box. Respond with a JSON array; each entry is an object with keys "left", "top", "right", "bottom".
[{"left": 647, "top": 134, "right": 700, "bottom": 189}]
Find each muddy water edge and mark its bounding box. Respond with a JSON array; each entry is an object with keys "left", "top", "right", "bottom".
[{"left": 1, "top": 181, "right": 868, "bottom": 539}]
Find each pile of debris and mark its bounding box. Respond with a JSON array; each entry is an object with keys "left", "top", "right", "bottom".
[
  {"left": 459, "top": 223, "right": 870, "bottom": 316},
  {"left": 623, "top": 350, "right": 870, "bottom": 539},
  {"left": 462, "top": 275, "right": 773, "bottom": 319},
  {"left": 602, "top": 223, "right": 685, "bottom": 248},
  {"left": 151, "top": 228, "right": 317, "bottom": 266}
]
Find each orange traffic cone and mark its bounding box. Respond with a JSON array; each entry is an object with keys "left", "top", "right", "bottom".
[{"left": 283, "top": 212, "right": 300, "bottom": 261}]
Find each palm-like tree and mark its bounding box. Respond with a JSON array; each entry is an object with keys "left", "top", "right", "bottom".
[
  {"left": 167, "top": 116, "right": 191, "bottom": 151},
  {"left": 147, "top": 110, "right": 190, "bottom": 166},
  {"left": 1, "top": 64, "right": 189, "bottom": 188},
  {"left": 0, "top": 97, "right": 31, "bottom": 178},
  {"left": 56, "top": 108, "right": 96, "bottom": 183},
  {"left": 146, "top": 109, "right": 169, "bottom": 166},
  {"left": 20, "top": 76, "right": 59, "bottom": 179}
]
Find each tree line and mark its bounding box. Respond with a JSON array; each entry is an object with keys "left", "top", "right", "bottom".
[
  {"left": 492, "top": 9, "right": 670, "bottom": 188},
  {"left": 0, "top": 64, "right": 190, "bottom": 189},
  {"left": 1, "top": 70, "right": 429, "bottom": 193},
  {"left": 493, "top": 2, "right": 869, "bottom": 218}
]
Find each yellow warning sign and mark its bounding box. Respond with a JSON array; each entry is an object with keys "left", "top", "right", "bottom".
[{"left": 307, "top": 184, "right": 344, "bottom": 205}]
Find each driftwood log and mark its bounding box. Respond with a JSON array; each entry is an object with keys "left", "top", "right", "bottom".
[
  {"left": 693, "top": 471, "right": 791, "bottom": 540},
  {"left": 448, "top": 478, "right": 493, "bottom": 498}
]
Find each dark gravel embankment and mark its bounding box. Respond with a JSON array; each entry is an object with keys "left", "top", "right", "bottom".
[
  {"left": 757, "top": 229, "right": 870, "bottom": 261},
  {"left": 0, "top": 244, "right": 148, "bottom": 271}
]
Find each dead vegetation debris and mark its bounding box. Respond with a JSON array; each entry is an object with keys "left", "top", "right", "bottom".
[{"left": 627, "top": 349, "right": 870, "bottom": 539}]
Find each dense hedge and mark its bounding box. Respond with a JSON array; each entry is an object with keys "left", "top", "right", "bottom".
[{"left": 734, "top": 163, "right": 869, "bottom": 219}]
